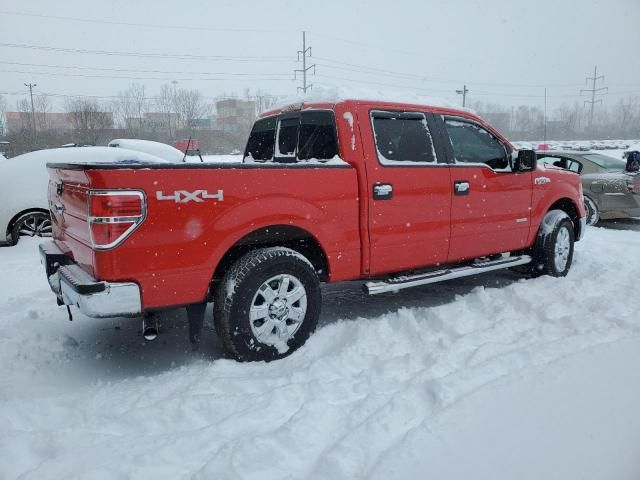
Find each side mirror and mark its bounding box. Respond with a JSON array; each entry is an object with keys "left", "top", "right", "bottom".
[{"left": 515, "top": 149, "right": 537, "bottom": 172}]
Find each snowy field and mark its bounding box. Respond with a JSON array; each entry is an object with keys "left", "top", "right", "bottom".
[
  {"left": 2, "top": 155, "right": 640, "bottom": 478},
  {"left": 2, "top": 224, "right": 640, "bottom": 478}
]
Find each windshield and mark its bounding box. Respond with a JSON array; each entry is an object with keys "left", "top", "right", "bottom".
[{"left": 583, "top": 154, "right": 627, "bottom": 170}]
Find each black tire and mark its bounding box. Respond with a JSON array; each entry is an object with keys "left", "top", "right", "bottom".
[
  {"left": 530, "top": 210, "right": 575, "bottom": 277},
  {"left": 583, "top": 196, "right": 599, "bottom": 226},
  {"left": 214, "top": 247, "right": 321, "bottom": 362},
  {"left": 10, "top": 211, "right": 52, "bottom": 246}
]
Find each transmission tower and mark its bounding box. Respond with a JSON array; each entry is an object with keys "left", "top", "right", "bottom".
[
  {"left": 581, "top": 66, "right": 607, "bottom": 128},
  {"left": 294, "top": 31, "right": 315, "bottom": 94}
]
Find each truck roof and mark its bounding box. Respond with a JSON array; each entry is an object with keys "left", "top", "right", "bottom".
[{"left": 260, "top": 98, "right": 475, "bottom": 119}]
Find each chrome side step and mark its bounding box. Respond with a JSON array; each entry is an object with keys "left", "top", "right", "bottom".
[{"left": 364, "top": 255, "right": 532, "bottom": 295}]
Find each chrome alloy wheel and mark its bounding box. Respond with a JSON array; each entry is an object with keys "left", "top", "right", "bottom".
[
  {"left": 17, "top": 213, "right": 52, "bottom": 238},
  {"left": 249, "top": 274, "right": 307, "bottom": 346},
  {"left": 554, "top": 226, "right": 571, "bottom": 272}
]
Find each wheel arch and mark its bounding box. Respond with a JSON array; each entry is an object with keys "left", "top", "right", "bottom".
[
  {"left": 210, "top": 224, "right": 330, "bottom": 291},
  {"left": 546, "top": 197, "right": 582, "bottom": 239},
  {"left": 6, "top": 208, "right": 51, "bottom": 237}
]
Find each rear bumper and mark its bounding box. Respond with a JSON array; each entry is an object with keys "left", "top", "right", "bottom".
[{"left": 39, "top": 241, "right": 142, "bottom": 318}]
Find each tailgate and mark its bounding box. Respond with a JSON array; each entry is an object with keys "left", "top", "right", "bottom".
[{"left": 48, "top": 167, "right": 95, "bottom": 274}]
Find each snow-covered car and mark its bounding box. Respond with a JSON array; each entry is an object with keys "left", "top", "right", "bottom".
[
  {"left": 538, "top": 151, "right": 640, "bottom": 225},
  {"left": 0, "top": 147, "right": 169, "bottom": 246},
  {"left": 108, "top": 139, "right": 186, "bottom": 162}
]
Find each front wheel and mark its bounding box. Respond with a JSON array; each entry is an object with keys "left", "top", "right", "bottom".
[
  {"left": 530, "top": 210, "right": 575, "bottom": 277},
  {"left": 214, "top": 247, "right": 321, "bottom": 362}
]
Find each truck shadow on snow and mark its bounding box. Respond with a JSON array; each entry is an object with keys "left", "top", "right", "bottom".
[
  {"left": 596, "top": 218, "right": 640, "bottom": 231},
  {"left": 64, "top": 270, "right": 521, "bottom": 380}
]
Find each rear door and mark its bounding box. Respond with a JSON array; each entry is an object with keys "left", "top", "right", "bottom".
[
  {"left": 438, "top": 116, "right": 533, "bottom": 262},
  {"left": 361, "top": 108, "right": 452, "bottom": 275}
]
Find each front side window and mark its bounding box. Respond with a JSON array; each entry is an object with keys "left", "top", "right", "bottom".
[
  {"left": 371, "top": 111, "right": 436, "bottom": 165},
  {"left": 445, "top": 119, "right": 509, "bottom": 170}
]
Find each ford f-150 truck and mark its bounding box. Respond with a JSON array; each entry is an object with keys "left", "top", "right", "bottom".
[{"left": 40, "top": 99, "right": 586, "bottom": 361}]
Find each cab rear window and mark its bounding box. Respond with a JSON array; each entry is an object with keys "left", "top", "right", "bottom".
[{"left": 244, "top": 111, "right": 338, "bottom": 163}]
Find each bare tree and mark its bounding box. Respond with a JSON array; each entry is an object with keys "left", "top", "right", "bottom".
[
  {"left": 156, "top": 83, "right": 177, "bottom": 137},
  {"left": 173, "top": 88, "right": 211, "bottom": 130},
  {"left": 34, "top": 94, "right": 52, "bottom": 131},
  {"left": 114, "top": 83, "right": 149, "bottom": 135},
  {"left": 65, "top": 98, "right": 113, "bottom": 144},
  {"left": 16, "top": 98, "right": 34, "bottom": 132}
]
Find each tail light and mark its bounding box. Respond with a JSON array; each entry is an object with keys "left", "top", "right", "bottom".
[{"left": 88, "top": 190, "right": 146, "bottom": 249}]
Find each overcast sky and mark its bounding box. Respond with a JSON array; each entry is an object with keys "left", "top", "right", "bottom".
[{"left": 1, "top": 0, "right": 639, "bottom": 115}]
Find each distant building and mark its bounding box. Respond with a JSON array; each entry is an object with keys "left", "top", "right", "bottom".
[
  {"left": 4, "top": 111, "right": 113, "bottom": 133},
  {"left": 215, "top": 99, "right": 256, "bottom": 133}
]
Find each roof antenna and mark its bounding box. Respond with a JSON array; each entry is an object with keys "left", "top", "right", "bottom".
[{"left": 182, "top": 136, "right": 192, "bottom": 163}]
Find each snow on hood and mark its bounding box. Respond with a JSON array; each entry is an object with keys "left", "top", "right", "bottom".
[{"left": 108, "top": 139, "right": 185, "bottom": 162}]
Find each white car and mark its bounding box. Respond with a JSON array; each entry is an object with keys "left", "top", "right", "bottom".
[{"left": 0, "top": 146, "right": 169, "bottom": 246}]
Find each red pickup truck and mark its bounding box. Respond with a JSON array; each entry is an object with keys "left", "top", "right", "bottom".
[{"left": 40, "top": 99, "right": 586, "bottom": 361}]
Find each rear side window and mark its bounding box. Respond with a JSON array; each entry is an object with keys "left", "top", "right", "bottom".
[
  {"left": 371, "top": 111, "right": 436, "bottom": 165},
  {"left": 298, "top": 111, "right": 338, "bottom": 160},
  {"left": 244, "top": 111, "right": 338, "bottom": 163},
  {"left": 244, "top": 117, "right": 276, "bottom": 161},
  {"left": 276, "top": 117, "right": 299, "bottom": 160},
  {"left": 444, "top": 119, "right": 509, "bottom": 170}
]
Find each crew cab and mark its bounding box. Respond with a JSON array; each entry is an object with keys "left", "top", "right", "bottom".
[{"left": 40, "top": 99, "right": 586, "bottom": 361}]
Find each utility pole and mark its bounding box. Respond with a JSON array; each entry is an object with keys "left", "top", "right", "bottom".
[
  {"left": 295, "top": 31, "right": 315, "bottom": 94},
  {"left": 24, "top": 82, "right": 37, "bottom": 137},
  {"left": 543, "top": 87, "right": 547, "bottom": 143},
  {"left": 581, "top": 66, "right": 607, "bottom": 128},
  {"left": 456, "top": 85, "right": 469, "bottom": 107}
]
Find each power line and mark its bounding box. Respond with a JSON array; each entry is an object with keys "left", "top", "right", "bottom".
[
  {"left": 0, "top": 9, "right": 298, "bottom": 34},
  {"left": 0, "top": 69, "right": 294, "bottom": 83},
  {"left": 0, "top": 42, "right": 293, "bottom": 62},
  {"left": 0, "top": 61, "right": 292, "bottom": 78}
]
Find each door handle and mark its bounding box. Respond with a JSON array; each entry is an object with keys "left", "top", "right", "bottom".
[
  {"left": 454, "top": 181, "right": 470, "bottom": 196},
  {"left": 373, "top": 183, "right": 393, "bottom": 200}
]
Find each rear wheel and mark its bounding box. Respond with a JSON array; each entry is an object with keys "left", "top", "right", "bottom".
[
  {"left": 214, "top": 247, "right": 321, "bottom": 362},
  {"left": 583, "top": 196, "right": 599, "bottom": 226},
  {"left": 10, "top": 211, "right": 52, "bottom": 245}
]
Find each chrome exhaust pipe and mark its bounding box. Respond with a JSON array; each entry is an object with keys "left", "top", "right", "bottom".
[{"left": 142, "top": 315, "right": 158, "bottom": 341}]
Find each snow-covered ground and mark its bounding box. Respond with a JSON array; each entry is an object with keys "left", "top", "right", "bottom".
[{"left": 1, "top": 219, "right": 640, "bottom": 478}]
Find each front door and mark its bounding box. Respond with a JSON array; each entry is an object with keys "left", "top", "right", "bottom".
[
  {"left": 362, "top": 109, "right": 452, "bottom": 275},
  {"left": 439, "top": 116, "right": 533, "bottom": 262}
]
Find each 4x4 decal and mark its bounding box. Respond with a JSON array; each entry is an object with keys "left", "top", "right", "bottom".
[{"left": 156, "top": 189, "right": 224, "bottom": 203}]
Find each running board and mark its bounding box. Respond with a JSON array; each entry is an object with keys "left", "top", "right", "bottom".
[{"left": 364, "top": 255, "right": 532, "bottom": 295}]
